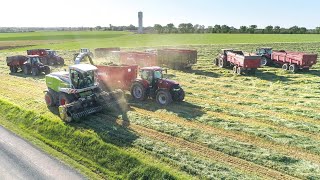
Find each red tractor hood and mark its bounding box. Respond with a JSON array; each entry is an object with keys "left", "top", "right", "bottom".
[{"left": 158, "top": 79, "right": 179, "bottom": 89}]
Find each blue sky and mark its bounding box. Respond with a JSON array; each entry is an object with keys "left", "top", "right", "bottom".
[{"left": 1, "top": 0, "right": 319, "bottom": 28}]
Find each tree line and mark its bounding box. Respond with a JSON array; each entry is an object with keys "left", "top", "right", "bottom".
[{"left": 153, "top": 23, "right": 320, "bottom": 34}]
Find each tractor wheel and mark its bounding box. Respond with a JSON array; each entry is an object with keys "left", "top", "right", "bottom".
[
  {"left": 58, "top": 58, "right": 64, "bottom": 65},
  {"left": 282, "top": 64, "right": 289, "bottom": 71},
  {"left": 232, "top": 66, "right": 237, "bottom": 74},
  {"left": 156, "top": 89, "right": 172, "bottom": 106},
  {"left": 236, "top": 67, "right": 242, "bottom": 75},
  {"left": 32, "top": 68, "right": 39, "bottom": 76},
  {"left": 173, "top": 88, "right": 185, "bottom": 102},
  {"left": 58, "top": 93, "right": 74, "bottom": 106},
  {"left": 45, "top": 91, "right": 55, "bottom": 107},
  {"left": 261, "top": 57, "right": 268, "bottom": 66},
  {"left": 289, "top": 64, "right": 298, "bottom": 73},
  {"left": 44, "top": 66, "right": 51, "bottom": 75},
  {"left": 23, "top": 65, "right": 31, "bottom": 75},
  {"left": 131, "top": 82, "right": 147, "bottom": 101}
]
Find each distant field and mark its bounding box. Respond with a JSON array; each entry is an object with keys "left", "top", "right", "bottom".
[{"left": 2, "top": 31, "right": 320, "bottom": 51}]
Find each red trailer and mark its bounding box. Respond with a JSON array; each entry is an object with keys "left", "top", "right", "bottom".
[
  {"left": 215, "top": 49, "right": 261, "bottom": 75},
  {"left": 157, "top": 48, "right": 197, "bottom": 70},
  {"left": 120, "top": 52, "right": 157, "bottom": 67},
  {"left": 95, "top": 47, "right": 120, "bottom": 58},
  {"left": 96, "top": 64, "right": 139, "bottom": 90},
  {"left": 271, "top": 51, "right": 317, "bottom": 72}
]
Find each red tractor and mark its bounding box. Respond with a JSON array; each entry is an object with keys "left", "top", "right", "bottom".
[{"left": 130, "top": 66, "right": 185, "bottom": 105}]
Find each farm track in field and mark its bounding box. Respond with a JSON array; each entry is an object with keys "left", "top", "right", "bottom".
[
  {"left": 90, "top": 113, "right": 296, "bottom": 180},
  {"left": 131, "top": 107, "right": 320, "bottom": 165}
]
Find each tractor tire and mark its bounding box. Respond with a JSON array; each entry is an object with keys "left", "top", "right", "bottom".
[
  {"left": 23, "top": 65, "right": 31, "bottom": 75},
  {"left": 289, "top": 64, "right": 297, "bottom": 73},
  {"left": 44, "top": 66, "right": 51, "bottom": 75},
  {"left": 173, "top": 88, "right": 185, "bottom": 102},
  {"left": 236, "top": 67, "right": 242, "bottom": 75},
  {"left": 232, "top": 66, "right": 237, "bottom": 74},
  {"left": 58, "top": 93, "right": 74, "bottom": 106},
  {"left": 32, "top": 68, "right": 39, "bottom": 76},
  {"left": 261, "top": 57, "right": 268, "bottom": 66},
  {"left": 156, "top": 89, "right": 172, "bottom": 106},
  {"left": 45, "top": 91, "right": 55, "bottom": 107},
  {"left": 131, "top": 82, "right": 147, "bottom": 101},
  {"left": 282, "top": 64, "right": 289, "bottom": 71},
  {"left": 58, "top": 58, "right": 64, "bottom": 65}
]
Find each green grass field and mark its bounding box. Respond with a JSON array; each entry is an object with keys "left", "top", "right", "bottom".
[{"left": 1, "top": 31, "right": 320, "bottom": 179}]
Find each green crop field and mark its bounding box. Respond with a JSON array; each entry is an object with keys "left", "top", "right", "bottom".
[{"left": 1, "top": 31, "right": 320, "bottom": 179}]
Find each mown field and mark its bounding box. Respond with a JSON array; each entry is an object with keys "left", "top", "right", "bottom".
[{"left": 1, "top": 31, "right": 320, "bottom": 179}]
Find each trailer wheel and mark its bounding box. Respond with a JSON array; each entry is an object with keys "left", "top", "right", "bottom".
[
  {"left": 10, "top": 66, "right": 18, "bottom": 73},
  {"left": 218, "top": 58, "right": 227, "bottom": 68},
  {"left": 23, "top": 65, "right": 31, "bottom": 75},
  {"left": 131, "top": 82, "right": 147, "bottom": 101},
  {"left": 45, "top": 91, "right": 55, "bottom": 107},
  {"left": 289, "top": 64, "right": 297, "bottom": 73},
  {"left": 282, "top": 64, "right": 289, "bottom": 71},
  {"left": 232, "top": 66, "right": 237, "bottom": 74},
  {"left": 32, "top": 68, "right": 39, "bottom": 76},
  {"left": 236, "top": 67, "right": 242, "bottom": 75},
  {"left": 156, "top": 89, "right": 172, "bottom": 106},
  {"left": 214, "top": 58, "right": 219, "bottom": 66}
]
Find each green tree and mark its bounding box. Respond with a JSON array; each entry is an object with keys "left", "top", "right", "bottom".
[
  {"left": 166, "top": 23, "right": 175, "bottom": 33},
  {"left": 221, "top": 25, "right": 230, "bottom": 33},
  {"left": 239, "top": 26, "right": 247, "bottom": 33},
  {"left": 154, "top": 24, "right": 163, "bottom": 33},
  {"left": 249, "top": 25, "right": 257, "bottom": 34},
  {"left": 265, "top": 25, "right": 273, "bottom": 34},
  {"left": 214, "top": 24, "right": 221, "bottom": 33},
  {"left": 274, "top": 26, "right": 281, "bottom": 34},
  {"left": 316, "top": 27, "right": 320, "bottom": 34}
]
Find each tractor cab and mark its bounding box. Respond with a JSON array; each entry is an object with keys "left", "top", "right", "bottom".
[
  {"left": 80, "top": 48, "right": 90, "bottom": 53},
  {"left": 69, "top": 64, "right": 98, "bottom": 90},
  {"left": 256, "top": 47, "right": 273, "bottom": 56},
  {"left": 256, "top": 47, "right": 273, "bottom": 66},
  {"left": 46, "top": 50, "right": 57, "bottom": 56},
  {"left": 25, "top": 55, "right": 42, "bottom": 66},
  {"left": 140, "top": 66, "right": 164, "bottom": 85}
]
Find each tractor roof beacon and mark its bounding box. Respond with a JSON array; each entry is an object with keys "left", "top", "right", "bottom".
[{"left": 45, "top": 64, "right": 125, "bottom": 122}]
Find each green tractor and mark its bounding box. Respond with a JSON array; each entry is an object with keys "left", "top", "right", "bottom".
[{"left": 44, "top": 64, "right": 125, "bottom": 122}]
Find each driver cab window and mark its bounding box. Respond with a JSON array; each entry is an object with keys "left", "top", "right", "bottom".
[
  {"left": 70, "top": 69, "right": 81, "bottom": 89},
  {"left": 154, "top": 70, "right": 162, "bottom": 79}
]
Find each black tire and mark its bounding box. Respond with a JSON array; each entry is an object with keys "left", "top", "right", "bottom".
[
  {"left": 10, "top": 66, "right": 18, "bottom": 73},
  {"left": 173, "top": 88, "right": 185, "bottom": 102},
  {"left": 23, "top": 65, "right": 30, "bottom": 75},
  {"left": 232, "top": 66, "right": 237, "bottom": 74},
  {"left": 32, "top": 68, "right": 39, "bottom": 76},
  {"left": 45, "top": 66, "right": 51, "bottom": 75},
  {"left": 289, "top": 64, "right": 298, "bottom": 73},
  {"left": 248, "top": 68, "right": 256, "bottom": 75},
  {"left": 59, "top": 58, "right": 64, "bottom": 65},
  {"left": 236, "top": 67, "right": 242, "bottom": 75},
  {"left": 156, "top": 89, "right": 172, "bottom": 106},
  {"left": 58, "top": 93, "right": 74, "bottom": 106},
  {"left": 131, "top": 82, "right": 147, "bottom": 101},
  {"left": 214, "top": 58, "right": 219, "bottom": 66},
  {"left": 261, "top": 57, "right": 268, "bottom": 66},
  {"left": 49, "top": 59, "right": 55, "bottom": 66},
  {"left": 282, "top": 64, "right": 289, "bottom": 71},
  {"left": 218, "top": 58, "right": 227, "bottom": 68},
  {"left": 45, "top": 91, "right": 55, "bottom": 107}
]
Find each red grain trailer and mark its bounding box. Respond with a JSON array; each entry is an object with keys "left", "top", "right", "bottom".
[
  {"left": 157, "top": 48, "right": 197, "bottom": 70},
  {"left": 96, "top": 64, "right": 138, "bottom": 90},
  {"left": 271, "top": 51, "right": 317, "bottom": 72},
  {"left": 215, "top": 49, "right": 261, "bottom": 75},
  {"left": 119, "top": 52, "right": 157, "bottom": 67}
]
